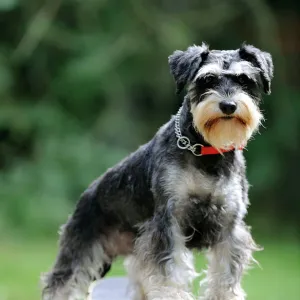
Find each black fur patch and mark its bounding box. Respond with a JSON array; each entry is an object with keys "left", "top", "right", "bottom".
[{"left": 184, "top": 197, "right": 226, "bottom": 249}]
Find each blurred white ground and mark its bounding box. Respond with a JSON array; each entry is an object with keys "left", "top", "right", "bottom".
[{"left": 88, "top": 277, "right": 131, "bottom": 300}]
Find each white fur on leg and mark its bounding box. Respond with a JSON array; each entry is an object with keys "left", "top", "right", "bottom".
[
  {"left": 125, "top": 223, "right": 198, "bottom": 300},
  {"left": 126, "top": 255, "right": 196, "bottom": 300},
  {"left": 123, "top": 272, "right": 146, "bottom": 300},
  {"left": 199, "top": 224, "right": 258, "bottom": 300}
]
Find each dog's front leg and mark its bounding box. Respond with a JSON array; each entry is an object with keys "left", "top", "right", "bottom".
[
  {"left": 200, "top": 222, "right": 258, "bottom": 300},
  {"left": 125, "top": 205, "right": 198, "bottom": 300}
]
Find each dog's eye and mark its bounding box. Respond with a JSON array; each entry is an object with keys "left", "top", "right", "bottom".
[
  {"left": 237, "top": 74, "right": 249, "bottom": 85},
  {"left": 204, "top": 75, "right": 216, "bottom": 84},
  {"left": 196, "top": 74, "right": 218, "bottom": 87}
]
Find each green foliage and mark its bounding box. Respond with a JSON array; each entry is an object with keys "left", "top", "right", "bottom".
[
  {"left": 0, "top": 103, "right": 128, "bottom": 235},
  {"left": 0, "top": 0, "right": 299, "bottom": 236},
  {"left": 0, "top": 0, "right": 18, "bottom": 12}
]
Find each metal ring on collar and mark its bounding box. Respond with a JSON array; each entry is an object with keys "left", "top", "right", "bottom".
[
  {"left": 191, "top": 144, "right": 203, "bottom": 156},
  {"left": 177, "top": 136, "right": 190, "bottom": 149}
]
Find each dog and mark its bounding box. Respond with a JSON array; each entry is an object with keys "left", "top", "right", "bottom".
[{"left": 41, "top": 43, "right": 274, "bottom": 300}]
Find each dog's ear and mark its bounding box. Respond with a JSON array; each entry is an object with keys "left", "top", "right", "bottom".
[
  {"left": 239, "top": 44, "right": 274, "bottom": 94},
  {"left": 168, "top": 43, "right": 209, "bottom": 94}
]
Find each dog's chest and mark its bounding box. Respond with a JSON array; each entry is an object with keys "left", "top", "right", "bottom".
[{"left": 163, "top": 164, "right": 245, "bottom": 248}]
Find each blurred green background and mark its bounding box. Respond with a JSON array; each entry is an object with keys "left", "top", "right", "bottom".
[{"left": 0, "top": 0, "right": 299, "bottom": 299}]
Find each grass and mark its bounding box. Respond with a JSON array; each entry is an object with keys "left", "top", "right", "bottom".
[{"left": 0, "top": 237, "right": 299, "bottom": 300}]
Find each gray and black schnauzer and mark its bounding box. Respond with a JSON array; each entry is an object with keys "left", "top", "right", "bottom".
[{"left": 42, "top": 43, "right": 273, "bottom": 300}]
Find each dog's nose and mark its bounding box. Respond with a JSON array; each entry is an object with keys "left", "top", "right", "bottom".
[{"left": 219, "top": 101, "right": 237, "bottom": 115}]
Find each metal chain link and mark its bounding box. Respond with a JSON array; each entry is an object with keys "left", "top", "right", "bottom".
[{"left": 175, "top": 106, "right": 203, "bottom": 156}]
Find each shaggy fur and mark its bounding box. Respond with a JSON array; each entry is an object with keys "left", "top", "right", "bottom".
[{"left": 41, "top": 43, "right": 273, "bottom": 300}]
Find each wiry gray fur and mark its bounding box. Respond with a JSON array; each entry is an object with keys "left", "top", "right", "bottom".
[{"left": 42, "top": 43, "right": 273, "bottom": 300}]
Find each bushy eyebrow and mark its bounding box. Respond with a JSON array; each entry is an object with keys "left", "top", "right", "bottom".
[
  {"left": 194, "top": 63, "right": 223, "bottom": 79},
  {"left": 228, "top": 61, "right": 260, "bottom": 76},
  {"left": 194, "top": 61, "right": 260, "bottom": 82}
]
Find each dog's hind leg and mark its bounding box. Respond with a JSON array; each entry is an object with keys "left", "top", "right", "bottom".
[{"left": 41, "top": 184, "right": 112, "bottom": 300}]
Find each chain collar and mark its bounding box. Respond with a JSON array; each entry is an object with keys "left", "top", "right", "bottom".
[{"left": 175, "top": 106, "right": 204, "bottom": 156}]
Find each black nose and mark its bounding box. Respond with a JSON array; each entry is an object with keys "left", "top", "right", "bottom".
[{"left": 219, "top": 101, "right": 237, "bottom": 115}]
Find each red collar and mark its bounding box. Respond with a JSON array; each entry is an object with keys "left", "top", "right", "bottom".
[
  {"left": 200, "top": 145, "right": 244, "bottom": 156},
  {"left": 176, "top": 135, "right": 244, "bottom": 156}
]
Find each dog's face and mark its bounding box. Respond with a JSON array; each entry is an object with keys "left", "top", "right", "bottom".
[{"left": 169, "top": 44, "right": 274, "bottom": 149}]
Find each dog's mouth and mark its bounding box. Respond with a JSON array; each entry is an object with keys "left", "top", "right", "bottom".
[
  {"left": 205, "top": 116, "right": 247, "bottom": 128},
  {"left": 220, "top": 116, "right": 234, "bottom": 120}
]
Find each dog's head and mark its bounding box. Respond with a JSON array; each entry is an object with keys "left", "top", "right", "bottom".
[{"left": 169, "top": 43, "right": 274, "bottom": 149}]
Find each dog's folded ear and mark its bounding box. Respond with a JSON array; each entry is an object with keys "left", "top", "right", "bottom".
[
  {"left": 168, "top": 43, "right": 209, "bottom": 94},
  {"left": 239, "top": 44, "right": 274, "bottom": 95}
]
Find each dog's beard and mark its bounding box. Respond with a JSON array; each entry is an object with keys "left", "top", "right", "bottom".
[{"left": 191, "top": 91, "right": 263, "bottom": 149}]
